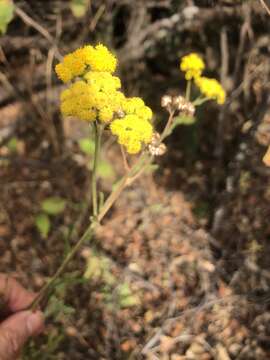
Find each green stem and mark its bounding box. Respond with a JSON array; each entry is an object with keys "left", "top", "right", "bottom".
[
  {"left": 192, "top": 96, "right": 209, "bottom": 106},
  {"left": 92, "top": 122, "right": 102, "bottom": 217},
  {"left": 160, "top": 110, "right": 175, "bottom": 141},
  {"left": 28, "top": 152, "right": 147, "bottom": 310},
  {"left": 186, "top": 80, "right": 192, "bottom": 101},
  {"left": 30, "top": 225, "right": 95, "bottom": 310},
  {"left": 29, "top": 110, "right": 174, "bottom": 311}
]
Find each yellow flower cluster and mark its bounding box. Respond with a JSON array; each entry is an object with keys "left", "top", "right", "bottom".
[
  {"left": 55, "top": 44, "right": 117, "bottom": 83},
  {"left": 60, "top": 81, "right": 96, "bottom": 121},
  {"left": 84, "top": 71, "right": 124, "bottom": 123},
  {"left": 56, "top": 44, "right": 153, "bottom": 154},
  {"left": 110, "top": 97, "right": 153, "bottom": 154},
  {"left": 195, "top": 77, "right": 226, "bottom": 105},
  {"left": 180, "top": 52, "right": 226, "bottom": 105},
  {"left": 111, "top": 113, "right": 153, "bottom": 154},
  {"left": 122, "top": 97, "right": 153, "bottom": 121},
  {"left": 180, "top": 53, "right": 205, "bottom": 80}
]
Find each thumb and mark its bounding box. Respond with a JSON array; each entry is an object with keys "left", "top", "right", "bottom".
[{"left": 0, "top": 310, "right": 44, "bottom": 360}]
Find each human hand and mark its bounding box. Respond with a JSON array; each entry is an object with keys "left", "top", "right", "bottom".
[{"left": 0, "top": 274, "right": 44, "bottom": 360}]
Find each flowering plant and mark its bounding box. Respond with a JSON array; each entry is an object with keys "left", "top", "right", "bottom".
[{"left": 29, "top": 46, "right": 226, "bottom": 310}]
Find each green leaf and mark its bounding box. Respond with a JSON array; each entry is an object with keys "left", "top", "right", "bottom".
[
  {"left": 41, "top": 197, "right": 66, "bottom": 215},
  {"left": 144, "top": 164, "right": 159, "bottom": 174},
  {"left": 70, "top": 0, "right": 89, "bottom": 18},
  {"left": 88, "top": 159, "right": 115, "bottom": 179},
  {"left": 84, "top": 253, "right": 113, "bottom": 281},
  {"left": 117, "top": 283, "right": 140, "bottom": 308},
  {"left": 35, "top": 213, "right": 51, "bottom": 238},
  {"left": 45, "top": 295, "right": 75, "bottom": 321},
  {"left": 78, "top": 138, "right": 95, "bottom": 155},
  {"left": 173, "top": 115, "right": 196, "bottom": 126},
  {"left": 97, "top": 160, "right": 115, "bottom": 179},
  {"left": 7, "top": 137, "right": 17, "bottom": 152},
  {"left": 0, "top": 0, "right": 14, "bottom": 34}
]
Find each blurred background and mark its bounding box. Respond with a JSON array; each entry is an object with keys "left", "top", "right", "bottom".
[{"left": 1, "top": 0, "right": 270, "bottom": 359}]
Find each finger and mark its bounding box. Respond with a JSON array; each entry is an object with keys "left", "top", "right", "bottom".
[
  {"left": 0, "top": 310, "right": 44, "bottom": 360},
  {"left": 0, "top": 274, "right": 35, "bottom": 312}
]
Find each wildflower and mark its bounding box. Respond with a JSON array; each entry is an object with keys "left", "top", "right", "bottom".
[
  {"left": 195, "top": 76, "right": 226, "bottom": 104},
  {"left": 84, "top": 71, "right": 124, "bottom": 122},
  {"left": 110, "top": 114, "right": 153, "bottom": 154},
  {"left": 84, "top": 71, "right": 121, "bottom": 92},
  {"left": 55, "top": 48, "right": 88, "bottom": 83},
  {"left": 83, "top": 44, "right": 117, "bottom": 73},
  {"left": 121, "top": 97, "right": 153, "bottom": 121},
  {"left": 180, "top": 53, "right": 205, "bottom": 80},
  {"left": 60, "top": 81, "right": 97, "bottom": 121},
  {"left": 55, "top": 44, "right": 117, "bottom": 83},
  {"left": 56, "top": 44, "right": 153, "bottom": 154}
]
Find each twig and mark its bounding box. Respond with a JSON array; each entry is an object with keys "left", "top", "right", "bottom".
[
  {"left": 14, "top": 6, "right": 62, "bottom": 60},
  {"left": 120, "top": 145, "right": 130, "bottom": 171},
  {"left": 259, "top": 0, "right": 270, "bottom": 15},
  {"left": 89, "top": 4, "right": 106, "bottom": 31}
]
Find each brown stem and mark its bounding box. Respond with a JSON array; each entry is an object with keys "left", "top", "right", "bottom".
[{"left": 160, "top": 110, "right": 175, "bottom": 141}]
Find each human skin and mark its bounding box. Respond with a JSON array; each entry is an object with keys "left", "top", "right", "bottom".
[{"left": 0, "top": 274, "right": 44, "bottom": 360}]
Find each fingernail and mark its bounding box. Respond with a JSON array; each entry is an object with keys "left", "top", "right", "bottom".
[{"left": 26, "top": 311, "right": 44, "bottom": 335}]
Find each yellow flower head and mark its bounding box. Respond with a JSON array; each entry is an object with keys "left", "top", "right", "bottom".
[
  {"left": 55, "top": 44, "right": 117, "bottom": 83},
  {"left": 122, "top": 97, "right": 153, "bottom": 121},
  {"left": 110, "top": 114, "right": 153, "bottom": 154},
  {"left": 85, "top": 72, "right": 124, "bottom": 123},
  {"left": 55, "top": 48, "right": 88, "bottom": 83},
  {"left": 195, "top": 76, "right": 226, "bottom": 104},
  {"left": 83, "top": 44, "right": 117, "bottom": 73},
  {"left": 84, "top": 71, "right": 121, "bottom": 92},
  {"left": 180, "top": 53, "right": 205, "bottom": 80},
  {"left": 56, "top": 44, "right": 153, "bottom": 148},
  {"left": 60, "top": 81, "right": 97, "bottom": 121}
]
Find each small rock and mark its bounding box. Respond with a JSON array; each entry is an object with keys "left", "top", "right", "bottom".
[{"left": 216, "top": 344, "right": 231, "bottom": 360}]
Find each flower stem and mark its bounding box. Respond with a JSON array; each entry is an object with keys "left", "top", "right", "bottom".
[
  {"left": 186, "top": 80, "right": 192, "bottom": 101},
  {"left": 92, "top": 122, "right": 102, "bottom": 218},
  {"left": 28, "top": 152, "right": 147, "bottom": 310},
  {"left": 192, "top": 96, "right": 209, "bottom": 106},
  {"left": 161, "top": 110, "right": 175, "bottom": 140},
  {"left": 29, "top": 111, "right": 174, "bottom": 311},
  {"left": 30, "top": 225, "right": 95, "bottom": 310}
]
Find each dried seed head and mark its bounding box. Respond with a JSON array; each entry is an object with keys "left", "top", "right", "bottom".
[
  {"left": 150, "top": 132, "right": 161, "bottom": 146},
  {"left": 161, "top": 95, "right": 172, "bottom": 109},
  {"left": 148, "top": 132, "right": 167, "bottom": 156},
  {"left": 172, "top": 95, "right": 195, "bottom": 116}
]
